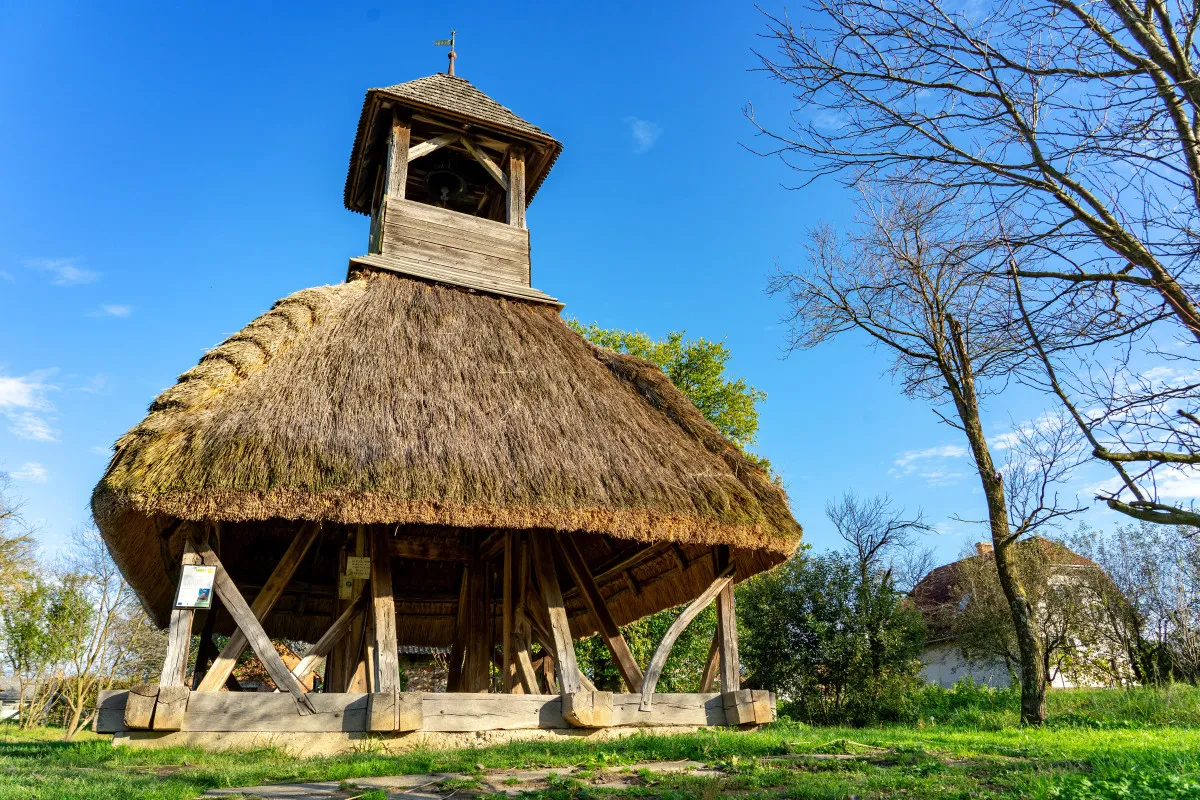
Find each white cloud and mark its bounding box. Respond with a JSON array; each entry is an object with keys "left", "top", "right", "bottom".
[
  {"left": 0, "top": 270, "right": 13, "bottom": 281},
  {"left": 88, "top": 304, "right": 132, "bottom": 318},
  {"left": 0, "top": 370, "right": 59, "bottom": 442},
  {"left": 10, "top": 413, "right": 57, "bottom": 442},
  {"left": 26, "top": 257, "right": 99, "bottom": 286},
  {"left": 626, "top": 117, "right": 663, "bottom": 154},
  {"left": 890, "top": 444, "right": 969, "bottom": 486},
  {"left": 11, "top": 462, "right": 48, "bottom": 483}
]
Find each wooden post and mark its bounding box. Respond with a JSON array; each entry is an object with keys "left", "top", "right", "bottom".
[
  {"left": 506, "top": 148, "right": 526, "bottom": 230},
  {"left": 639, "top": 565, "right": 735, "bottom": 710},
  {"left": 346, "top": 526, "right": 371, "bottom": 693},
  {"left": 369, "top": 526, "right": 400, "bottom": 693},
  {"left": 191, "top": 538, "right": 317, "bottom": 714},
  {"left": 531, "top": 532, "right": 580, "bottom": 695},
  {"left": 191, "top": 606, "right": 219, "bottom": 691},
  {"left": 502, "top": 532, "right": 515, "bottom": 692},
  {"left": 196, "top": 522, "right": 322, "bottom": 692},
  {"left": 699, "top": 629, "right": 720, "bottom": 693},
  {"left": 464, "top": 534, "right": 490, "bottom": 692},
  {"left": 556, "top": 536, "right": 644, "bottom": 692},
  {"left": 447, "top": 565, "right": 469, "bottom": 692},
  {"left": 385, "top": 110, "right": 411, "bottom": 201},
  {"left": 160, "top": 536, "right": 201, "bottom": 687},
  {"left": 715, "top": 546, "right": 740, "bottom": 694}
]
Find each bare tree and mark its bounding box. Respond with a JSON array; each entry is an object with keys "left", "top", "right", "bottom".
[
  {"left": 0, "top": 473, "right": 37, "bottom": 601},
  {"left": 750, "top": 0, "right": 1200, "bottom": 527},
  {"left": 826, "top": 492, "right": 933, "bottom": 591},
  {"left": 769, "top": 179, "right": 1080, "bottom": 722}
]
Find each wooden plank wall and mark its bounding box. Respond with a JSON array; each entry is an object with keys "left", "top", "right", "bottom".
[{"left": 381, "top": 198, "right": 531, "bottom": 286}]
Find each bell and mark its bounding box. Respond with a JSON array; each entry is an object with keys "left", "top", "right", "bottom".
[{"left": 426, "top": 160, "right": 467, "bottom": 207}]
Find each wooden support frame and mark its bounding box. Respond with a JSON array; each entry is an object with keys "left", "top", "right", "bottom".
[
  {"left": 196, "top": 522, "right": 322, "bottom": 692},
  {"left": 369, "top": 526, "right": 401, "bottom": 693},
  {"left": 191, "top": 536, "right": 317, "bottom": 714},
  {"left": 530, "top": 532, "right": 581, "bottom": 696},
  {"left": 406, "top": 132, "right": 460, "bottom": 163},
  {"left": 460, "top": 134, "right": 509, "bottom": 191},
  {"left": 160, "top": 535, "right": 202, "bottom": 687},
  {"left": 502, "top": 532, "right": 515, "bottom": 692},
  {"left": 699, "top": 629, "right": 720, "bottom": 693},
  {"left": 384, "top": 110, "right": 411, "bottom": 201},
  {"left": 639, "top": 565, "right": 735, "bottom": 711},
  {"left": 506, "top": 148, "right": 526, "bottom": 229},
  {"left": 555, "top": 536, "right": 644, "bottom": 692},
  {"left": 290, "top": 592, "right": 367, "bottom": 680}
]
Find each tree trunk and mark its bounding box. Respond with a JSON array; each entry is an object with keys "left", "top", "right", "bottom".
[{"left": 945, "top": 320, "right": 1047, "bottom": 724}]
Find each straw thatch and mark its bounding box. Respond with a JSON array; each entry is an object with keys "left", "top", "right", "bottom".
[{"left": 93, "top": 270, "right": 801, "bottom": 637}]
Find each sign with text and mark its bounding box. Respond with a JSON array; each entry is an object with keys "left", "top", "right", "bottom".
[
  {"left": 175, "top": 565, "right": 216, "bottom": 609},
  {"left": 346, "top": 556, "right": 372, "bottom": 580}
]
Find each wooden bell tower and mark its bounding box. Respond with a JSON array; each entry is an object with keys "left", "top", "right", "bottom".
[{"left": 344, "top": 73, "right": 563, "bottom": 306}]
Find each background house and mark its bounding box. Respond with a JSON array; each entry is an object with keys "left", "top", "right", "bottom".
[{"left": 911, "top": 538, "right": 1133, "bottom": 688}]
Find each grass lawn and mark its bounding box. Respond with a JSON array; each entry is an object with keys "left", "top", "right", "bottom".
[{"left": 2, "top": 686, "right": 1197, "bottom": 799}]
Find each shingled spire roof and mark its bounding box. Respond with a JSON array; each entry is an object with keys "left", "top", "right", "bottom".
[{"left": 376, "top": 74, "right": 554, "bottom": 140}]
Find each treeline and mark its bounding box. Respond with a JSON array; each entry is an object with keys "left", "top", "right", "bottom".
[{"left": 0, "top": 475, "right": 164, "bottom": 739}]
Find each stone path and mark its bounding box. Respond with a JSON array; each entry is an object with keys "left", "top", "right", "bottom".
[{"left": 206, "top": 760, "right": 720, "bottom": 799}]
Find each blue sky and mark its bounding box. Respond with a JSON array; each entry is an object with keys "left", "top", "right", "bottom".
[{"left": 0, "top": 0, "right": 1125, "bottom": 563}]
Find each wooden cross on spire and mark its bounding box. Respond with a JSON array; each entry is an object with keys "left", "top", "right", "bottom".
[{"left": 435, "top": 30, "right": 457, "bottom": 76}]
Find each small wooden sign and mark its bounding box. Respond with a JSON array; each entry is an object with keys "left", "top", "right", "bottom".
[
  {"left": 174, "top": 565, "right": 216, "bottom": 608},
  {"left": 346, "top": 556, "right": 371, "bottom": 580}
]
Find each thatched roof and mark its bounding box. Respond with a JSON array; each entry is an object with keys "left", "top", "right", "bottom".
[{"left": 93, "top": 271, "right": 801, "bottom": 638}]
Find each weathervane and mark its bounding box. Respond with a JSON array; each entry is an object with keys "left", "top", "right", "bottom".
[{"left": 434, "top": 30, "right": 457, "bottom": 76}]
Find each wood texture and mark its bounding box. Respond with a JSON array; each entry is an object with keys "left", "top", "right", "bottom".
[
  {"left": 502, "top": 532, "right": 515, "bottom": 692},
  {"left": 151, "top": 686, "right": 189, "bottom": 731},
  {"left": 385, "top": 112, "right": 411, "bottom": 201},
  {"left": 639, "top": 566, "right": 735, "bottom": 710},
  {"left": 556, "top": 536, "right": 644, "bottom": 692},
  {"left": 123, "top": 683, "right": 157, "bottom": 730},
  {"left": 97, "top": 690, "right": 728, "bottom": 734},
  {"left": 349, "top": 254, "right": 558, "bottom": 308},
  {"left": 194, "top": 541, "right": 317, "bottom": 714},
  {"left": 196, "top": 522, "right": 321, "bottom": 692},
  {"left": 369, "top": 526, "right": 400, "bottom": 693},
  {"left": 506, "top": 149, "right": 527, "bottom": 230},
  {"left": 160, "top": 540, "right": 201, "bottom": 687},
  {"left": 406, "top": 132, "right": 459, "bottom": 163},
  {"left": 531, "top": 532, "right": 581, "bottom": 695},
  {"left": 390, "top": 536, "right": 470, "bottom": 562},
  {"left": 346, "top": 527, "right": 371, "bottom": 693},
  {"left": 463, "top": 539, "right": 490, "bottom": 692},
  {"left": 562, "top": 690, "right": 612, "bottom": 728},
  {"left": 722, "top": 689, "right": 774, "bottom": 726},
  {"left": 367, "top": 691, "right": 397, "bottom": 733}
]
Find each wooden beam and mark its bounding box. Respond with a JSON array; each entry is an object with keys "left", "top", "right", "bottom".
[
  {"left": 385, "top": 111, "right": 411, "bottom": 201},
  {"left": 715, "top": 548, "right": 740, "bottom": 694},
  {"left": 406, "top": 132, "right": 459, "bottom": 163},
  {"left": 531, "top": 532, "right": 581, "bottom": 695},
  {"left": 369, "top": 526, "right": 400, "bottom": 693},
  {"left": 699, "top": 629, "right": 720, "bottom": 693},
  {"left": 160, "top": 537, "right": 201, "bottom": 687},
  {"left": 555, "top": 536, "right": 644, "bottom": 692},
  {"left": 191, "top": 606, "right": 219, "bottom": 691},
  {"left": 506, "top": 149, "right": 526, "bottom": 229},
  {"left": 346, "top": 526, "right": 371, "bottom": 693},
  {"left": 390, "top": 536, "right": 470, "bottom": 562},
  {"left": 192, "top": 539, "right": 316, "bottom": 714},
  {"left": 502, "top": 532, "right": 515, "bottom": 692},
  {"left": 511, "top": 622, "right": 539, "bottom": 694},
  {"left": 464, "top": 540, "right": 490, "bottom": 692},
  {"left": 460, "top": 134, "right": 509, "bottom": 191},
  {"left": 639, "top": 566, "right": 735, "bottom": 711},
  {"left": 291, "top": 593, "right": 367, "bottom": 681},
  {"left": 196, "top": 522, "right": 322, "bottom": 692},
  {"left": 447, "top": 565, "right": 469, "bottom": 692}
]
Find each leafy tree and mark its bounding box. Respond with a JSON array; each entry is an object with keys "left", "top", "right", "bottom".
[
  {"left": 569, "top": 320, "right": 771, "bottom": 689},
  {"left": 739, "top": 549, "right": 925, "bottom": 724},
  {"left": 569, "top": 321, "right": 773, "bottom": 475}
]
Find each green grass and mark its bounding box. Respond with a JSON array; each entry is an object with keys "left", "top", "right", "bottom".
[{"left": 3, "top": 686, "right": 1198, "bottom": 799}]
